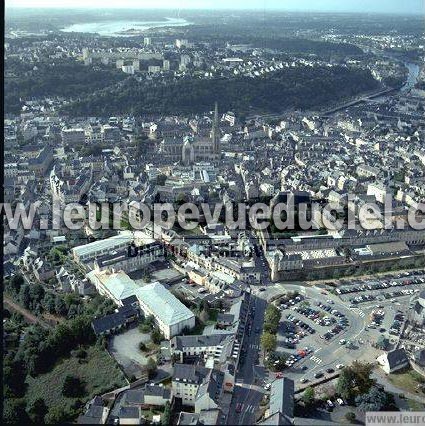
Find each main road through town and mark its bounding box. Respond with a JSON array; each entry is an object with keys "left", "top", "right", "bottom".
[{"left": 227, "top": 294, "right": 267, "bottom": 425}]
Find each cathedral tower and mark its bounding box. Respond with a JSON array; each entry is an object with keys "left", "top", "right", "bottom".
[{"left": 211, "top": 102, "right": 220, "bottom": 156}]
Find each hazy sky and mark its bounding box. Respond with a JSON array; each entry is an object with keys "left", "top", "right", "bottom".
[{"left": 5, "top": 0, "right": 425, "bottom": 15}]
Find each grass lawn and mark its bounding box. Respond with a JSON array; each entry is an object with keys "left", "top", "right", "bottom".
[
  {"left": 26, "top": 344, "right": 127, "bottom": 417},
  {"left": 407, "top": 399, "right": 425, "bottom": 411},
  {"left": 141, "top": 406, "right": 164, "bottom": 421},
  {"left": 387, "top": 369, "right": 425, "bottom": 395}
]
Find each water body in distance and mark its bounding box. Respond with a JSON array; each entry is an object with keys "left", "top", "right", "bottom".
[
  {"left": 61, "top": 18, "right": 192, "bottom": 36},
  {"left": 401, "top": 62, "right": 420, "bottom": 92}
]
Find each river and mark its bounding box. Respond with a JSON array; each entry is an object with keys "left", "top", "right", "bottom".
[
  {"left": 401, "top": 62, "right": 420, "bottom": 92},
  {"left": 61, "top": 18, "right": 192, "bottom": 37}
]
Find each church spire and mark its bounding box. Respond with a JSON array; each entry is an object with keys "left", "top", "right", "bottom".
[{"left": 212, "top": 102, "right": 220, "bottom": 155}]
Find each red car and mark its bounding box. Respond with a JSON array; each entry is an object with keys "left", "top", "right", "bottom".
[{"left": 236, "top": 403, "right": 243, "bottom": 413}]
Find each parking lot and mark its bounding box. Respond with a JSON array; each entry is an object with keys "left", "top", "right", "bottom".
[
  {"left": 262, "top": 289, "right": 363, "bottom": 387},
  {"left": 334, "top": 272, "right": 424, "bottom": 307},
  {"left": 257, "top": 273, "right": 425, "bottom": 389}
]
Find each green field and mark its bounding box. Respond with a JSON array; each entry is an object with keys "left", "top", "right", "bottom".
[
  {"left": 407, "top": 399, "right": 425, "bottom": 411},
  {"left": 25, "top": 345, "right": 127, "bottom": 419},
  {"left": 387, "top": 369, "right": 425, "bottom": 396}
]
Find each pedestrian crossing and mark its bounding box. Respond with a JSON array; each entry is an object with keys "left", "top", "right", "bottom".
[
  {"left": 309, "top": 355, "right": 323, "bottom": 365},
  {"left": 239, "top": 404, "right": 256, "bottom": 413},
  {"left": 350, "top": 307, "right": 365, "bottom": 318}
]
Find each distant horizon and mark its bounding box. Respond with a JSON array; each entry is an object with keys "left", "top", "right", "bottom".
[
  {"left": 5, "top": 7, "right": 425, "bottom": 17},
  {"left": 5, "top": 0, "right": 425, "bottom": 16}
]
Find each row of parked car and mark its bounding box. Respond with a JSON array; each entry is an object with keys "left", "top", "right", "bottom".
[
  {"left": 299, "top": 363, "right": 345, "bottom": 384},
  {"left": 286, "top": 313, "right": 316, "bottom": 336},
  {"left": 295, "top": 305, "right": 338, "bottom": 327},
  {"left": 317, "top": 303, "right": 346, "bottom": 318},
  {"left": 320, "top": 316, "right": 349, "bottom": 340},
  {"left": 283, "top": 347, "right": 314, "bottom": 369},
  {"left": 350, "top": 287, "right": 419, "bottom": 305},
  {"left": 279, "top": 295, "right": 303, "bottom": 310},
  {"left": 336, "top": 275, "right": 424, "bottom": 295},
  {"left": 323, "top": 397, "right": 346, "bottom": 412}
]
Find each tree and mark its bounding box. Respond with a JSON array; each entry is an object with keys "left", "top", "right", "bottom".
[
  {"left": 27, "top": 398, "right": 48, "bottom": 423},
  {"left": 67, "top": 304, "right": 79, "bottom": 319},
  {"left": 55, "top": 296, "right": 67, "bottom": 316},
  {"left": 9, "top": 274, "right": 24, "bottom": 294},
  {"left": 3, "top": 398, "right": 29, "bottom": 423},
  {"left": 62, "top": 375, "right": 85, "bottom": 398},
  {"left": 200, "top": 308, "right": 210, "bottom": 324},
  {"left": 42, "top": 293, "right": 56, "bottom": 313},
  {"left": 45, "top": 406, "right": 72, "bottom": 424},
  {"left": 260, "top": 332, "right": 277, "bottom": 353},
  {"left": 146, "top": 357, "right": 157, "bottom": 378},
  {"left": 355, "top": 386, "right": 389, "bottom": 412},
  {"left": 19, "top": 284, "right": 31, "bottom": 309},
  {"left": 345, "top": 412, "right": 356, "bottom": 423},
  {"left": 139, "top": 322, "right": 151, "bottom": 333},
  {"left": 263, "top": 304, "right": 281, "bottom": 334},
  {"left": 75, "top": 348, "right": 87, "bottom": 359},
  {"left": 273, "top": 353, "right": 289, "bottom": 371},
  {"left": 336, "top": 362, "right": 374, "bottom": 401},
  {"left": 151, "top": 328, "right": 164, "bottom": 345},
  {"left": 3, "top": 359, "right": 27, "bottom": 398},
  {"left": 302, "top": 387, "right": 315, "bottom": 407},
  {"left": 162, "top": 401, "right": 171, "bottom": 426},
  {"left": 351, "top": 361, "right": 374, "bottom": 394},
  {"left": 139, "top": 342, "right": 147, "bottom": 351},
  {"left": 336, "top": 368, "right": 355, "bottom": 401},
  {"left": 29, "top": 284, "right": 45, "bottom": 310}
]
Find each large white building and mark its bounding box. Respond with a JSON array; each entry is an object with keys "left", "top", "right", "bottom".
[
  {"left": 72, "top": 231, "right": 134, "bottom": 263},
  {"left": 87, "top": 270, "right": 195, "bottom": 339},
  {"left": 87, "top": 269, "right": 139, "bottom": 305},
  {"left": 135, "top": 282, "right": 195, "bottom": 339}
]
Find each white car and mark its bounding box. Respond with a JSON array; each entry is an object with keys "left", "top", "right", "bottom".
[
  {"left": 337, "top": 398, "right": 345, "bottom": 406},
  {"left": 265, "top": 383, "right": 271, "bottom": 390},
  {"left": 336, "top": 364, "right": 345, "bottom": 369},
  {"left": 327, "top": 400, "right": 334, "bottom": 408}
]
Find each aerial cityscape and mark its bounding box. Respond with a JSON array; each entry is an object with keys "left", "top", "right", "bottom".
[{"left": 3, "top": 1, "right": 425, "bottom": 425}]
